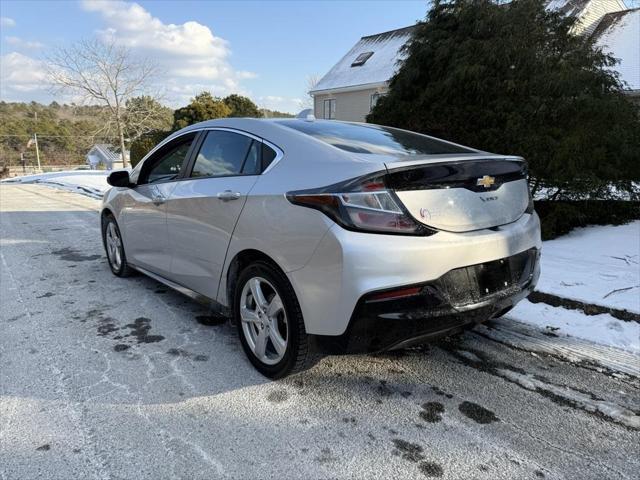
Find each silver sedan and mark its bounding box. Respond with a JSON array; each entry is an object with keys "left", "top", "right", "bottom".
[{"left": 102, "top": 118, "right": 541, "bottom": 378}]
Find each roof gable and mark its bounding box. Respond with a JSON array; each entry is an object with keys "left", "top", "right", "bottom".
[
  {"left": 311, "top": 26, "right": 416, "bottom": 93},
  {"left": 546, "top": 0, "right": 628, "bottom": 35},
  {"left": 592, "top": 8, "right": 640, "bottom": 91},
  {"left": 89, "top": 144, "right": 120, "bottom": 162}
]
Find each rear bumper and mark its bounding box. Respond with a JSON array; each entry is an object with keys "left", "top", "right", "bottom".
[
  {"left": 310, "top": 247, "right": 540, "bottom": 354},
  {"left": 288, "top": 212, "right": 542, "bottom": 337}
]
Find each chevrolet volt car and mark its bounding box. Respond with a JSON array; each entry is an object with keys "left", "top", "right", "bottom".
[{"left": 101, "top": 118, "right": 541, "bottom": 378}]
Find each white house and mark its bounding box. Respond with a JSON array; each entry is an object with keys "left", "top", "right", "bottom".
[
  {"left": 310, "top": 26, "right": 415, "bottom": 122},
  {"left": 86, "top": 144, "right": 123, "bottom": 170},
  {"left": 591, "top": 8, "right": 640, "bottom": 98},
  {"left": 310, "top": 0, "right": 637, "bottom": 122},
  {"left": 548, "top": 0, "right": 627, "bottom": 36}
]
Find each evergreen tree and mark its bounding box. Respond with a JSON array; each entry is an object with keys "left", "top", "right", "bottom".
[
  {"left": 173, "top": 92, "right": 231, "bottom": 130},
  {"left": 223, "top": 94, "right": 262, "bottom": 117},
  {"left": 368, "top": 0, "right": 640, "bottom": 199}
]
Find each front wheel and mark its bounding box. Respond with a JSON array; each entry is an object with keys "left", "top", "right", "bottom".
[
  {"left": 234, "top": 261, "right": 313, "bottom": 378},
  {"left": 101, "top": 215, "right": 135, "bottom": 277}
]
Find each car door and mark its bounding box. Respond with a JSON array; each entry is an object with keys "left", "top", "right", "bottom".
[
  {"left": 165, "top": 129, "right": 263, "bottom": 299},
  {"left": 121, "top": 132, "right": 198, "bottom": 277}
]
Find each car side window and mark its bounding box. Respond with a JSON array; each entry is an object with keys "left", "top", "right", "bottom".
[
  {"left": 241, "top": 141, "right": 261, "bottom": 175},
  {"left": 191, "top": 130, "right": 254, "bottom": 178},
  {"left": 139, "top": 134, "right": 196, "bottom": 185},
  {"left": 262, "top": 143, "right": 277, "bottom": 171}
]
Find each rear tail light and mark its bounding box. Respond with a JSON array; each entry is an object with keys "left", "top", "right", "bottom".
[
  {"left": 525, "top": 189, "right": 535, "bottom": 214},
  {"left": 286, "top": 174, "right": 435, "bottom": 236}
]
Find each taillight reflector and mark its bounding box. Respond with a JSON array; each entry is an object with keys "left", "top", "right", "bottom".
[{"left": 367, "top": 286, "right": 422, "bottom": 302}]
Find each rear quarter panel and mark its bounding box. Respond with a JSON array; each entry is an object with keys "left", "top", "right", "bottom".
[{"left": 216, "top": 128, "right": 386, "bottom": 306}]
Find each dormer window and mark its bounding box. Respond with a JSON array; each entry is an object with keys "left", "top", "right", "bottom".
[{"left": 351, "top": 51, "right": 373, "bottom": 67}]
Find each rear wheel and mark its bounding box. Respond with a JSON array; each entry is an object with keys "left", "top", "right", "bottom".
[
  {"left": 234, "top": 261, "right": 313, "bottom": 378},
  {"left": 102, "top": 215, "right": 135, "bottom": 277}
]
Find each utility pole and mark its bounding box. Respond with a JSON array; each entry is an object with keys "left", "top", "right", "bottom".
[
  {"left": 33, "top": 133, "right": 41, "bottom": 172},
  {"left": 33, "top": 111, "right": 41, "bottom": 172}
]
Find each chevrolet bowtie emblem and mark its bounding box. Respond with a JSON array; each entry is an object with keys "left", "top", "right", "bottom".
[{"left": 476, "top": 175, "right": 496, "bottom": 189}]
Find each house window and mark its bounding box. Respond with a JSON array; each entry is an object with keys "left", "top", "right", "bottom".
[
  {"left": 323, "top": 99, "right": 336, "bottom": 119},
  {"left": 351, "top": 51, "right": 373, "bottom": 67},
  {"left": 370, "top": 93, "right": 384, "bottom": 110}
]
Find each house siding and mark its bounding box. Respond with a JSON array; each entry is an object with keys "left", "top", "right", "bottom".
[
  {"left": 313, "top": 86, "right": 388, "bottom": 122},
  {"left": 573, "top": 0, "right": 627, "bottom": 35}
]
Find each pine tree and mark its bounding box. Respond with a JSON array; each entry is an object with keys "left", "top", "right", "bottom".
[
  {"left": 223, "top": 94, "right": 262, "bottom": 117},
  {"left": 368, "top": 0, "right": 640, "bottom": 199},
  {"left": 172, "top": 92, "right": 231, "bottom": 130}
]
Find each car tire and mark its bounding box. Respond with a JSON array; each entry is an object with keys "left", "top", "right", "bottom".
[
  {"left": 234, "top": 261, "right": 314, "bottom": 379},
  {"left": 101, "top": 215, "right": 135, "bottom": 278}
]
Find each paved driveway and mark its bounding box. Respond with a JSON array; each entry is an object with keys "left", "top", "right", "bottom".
[{"left": 1, "top": 184, "right": 638, "bottom": 480}]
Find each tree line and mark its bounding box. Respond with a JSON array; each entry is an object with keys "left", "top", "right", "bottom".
[
  {"left": 0, "top": 96, "right": 291, "bottom": 168},
  {"left": 130, "top": 92, "right": 293, "bottom": 166},
  {"left": 1, "top": 37, "right": 291, "bottom": 169}
]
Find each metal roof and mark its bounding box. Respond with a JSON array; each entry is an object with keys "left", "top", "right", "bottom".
[{"left": 89, "top": 144, "right": 121, "bottom": 162}]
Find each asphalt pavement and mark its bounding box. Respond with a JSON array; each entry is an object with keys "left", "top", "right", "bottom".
[{"left": 1, "top": 184, "right": 638, "bottom": 480}]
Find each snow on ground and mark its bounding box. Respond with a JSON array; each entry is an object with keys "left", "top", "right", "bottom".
[
  {"left": 1, "top": 170, "right": 111, "bottom": 199},
  {"left": 508, "top": 300, "right": 640, "bottom": 353},
  {"left": 536, "top": 221, "right": 640, "bottom": 313},
  {"left": 508, "top": 222, "right": 639, "bottom": 354},
  {"left": 497, "top": 367, "right": 640, "bottom": 429}
]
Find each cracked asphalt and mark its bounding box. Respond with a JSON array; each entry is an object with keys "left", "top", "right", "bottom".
[{"left": 1, "top": 184, "right": 639, "bottom": 480}]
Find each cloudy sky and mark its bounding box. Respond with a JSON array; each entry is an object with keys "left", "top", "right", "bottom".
[{"left": 0, "top": 0, "right": 429, "bottom": 113}]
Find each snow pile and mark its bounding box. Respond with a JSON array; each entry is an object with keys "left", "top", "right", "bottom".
[
  {"left": 508, "top": 301, "right": 639, "bottom": 353},
  {"left": 509, "top": 221, "right": 639, "bottom": 354},
  {"left": 537, "top": 222, "right": 639, "bottom": 313},
  {"left": 2, "top": 170, "right": 111, "bottom": 199}
]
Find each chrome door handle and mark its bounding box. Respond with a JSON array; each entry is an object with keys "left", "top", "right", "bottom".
[
  {"left": 217, "top": 190, "right": 241, "bottom": 201},
  {"left": 152, "top": 195, "right": 166, "bottom": 206}
]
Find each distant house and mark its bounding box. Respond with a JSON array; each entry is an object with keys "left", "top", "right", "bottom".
[
  {"left": 310, "top": 26, "right": 415, "bottom": 122},
  {"left": 548, "top": 0, "right": 627, "bottom": 36},
  {"left": 310, "top": 0, "right": 636, "bottom": 122},
  {"left": 86, "top": 144, "right": 123, "bottom": 170}
]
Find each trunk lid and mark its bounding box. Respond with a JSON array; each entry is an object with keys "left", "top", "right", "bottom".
[{"left": 385, "top": 155, "right": 530, "bottom": 233}]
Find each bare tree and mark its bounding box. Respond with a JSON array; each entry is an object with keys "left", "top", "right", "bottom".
[
  {"left": 298, "top": 74, "right": 320, "bottom": 111},
  {"left": 124, "top": 95, "right": 173, "bottom": 145},
  {"left": 47, "top": 38, "right": 158, "bottom": 168}
]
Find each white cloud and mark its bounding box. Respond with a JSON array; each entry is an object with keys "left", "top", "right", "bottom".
[
  {"left": 0, "top": 52, "right": 47, "bottom": 96},
  {"left": 257, "top": 95, "right": 304, "bottom": 114},
  {"left": 80, "top": 0, "right": 256, "bottom": 101},
  {"left": 0, "top": 2, "right": 295, "bottom": 112},
  {"left": 5, "top": 36, "right": 45, "bottom": 49},
  {"left": 0, "top": 17, "right": 16, "bottom": 28}
]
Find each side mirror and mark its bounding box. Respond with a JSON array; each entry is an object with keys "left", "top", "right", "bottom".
[{"left": 107, "top": 170, "right": 132, "bottom": 188}]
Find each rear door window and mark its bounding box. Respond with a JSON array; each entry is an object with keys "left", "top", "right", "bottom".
[
  {"left": 261, "top": 143, "right": 277, "bottom": 171},
  {"left": 241, "top": 141, "right": 261, "bottom": 175},
  {"left": 190, "top": 130, "right": 254, "bottom": 178}
]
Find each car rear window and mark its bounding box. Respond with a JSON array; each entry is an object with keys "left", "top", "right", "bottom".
[{"left": 275, "top": 120, "right": 475, "bottom": 156}]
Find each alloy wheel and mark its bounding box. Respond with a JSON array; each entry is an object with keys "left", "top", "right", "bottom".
[
  {"left": 239, "top": 277, "right": 288, "bottom": 365},
  {"left": 105, "top": 221, "right": 122, "bottom": 271}
]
